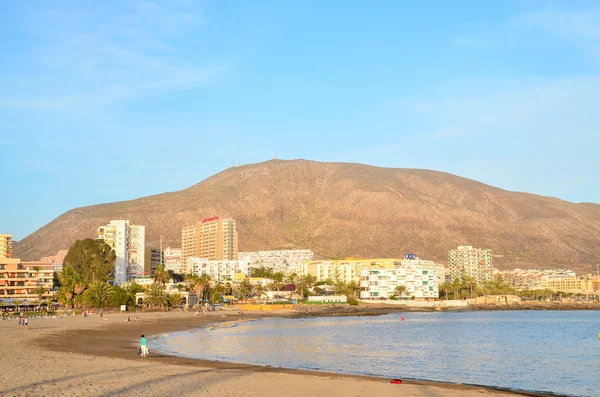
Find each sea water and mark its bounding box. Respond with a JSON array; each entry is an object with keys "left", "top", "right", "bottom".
[{"left": 152, "top": 311, "right": 600, "bottom": 397}]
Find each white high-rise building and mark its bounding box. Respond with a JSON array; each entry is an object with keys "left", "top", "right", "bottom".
[
  {"left": 96, "top": 220, "right": 145, "bottom": 285},
  {"left": 448, "top": 245, "right": 494, "bottom": 285}
]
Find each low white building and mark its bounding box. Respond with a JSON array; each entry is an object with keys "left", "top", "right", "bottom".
[
  {"left": 239, "top": 249, "right": 314, "bottom": 275},
  {"left": 399, "top": 256, "right": 446, "bottom": 285},
  {"left": 187, "top": 258, "right": 250, "bottom": 282},
  {"left": 360, "top": 265, "right": 439, "bottom": 300},
  {"left": 307, "top": 295, "right": 348, "bottom": 303}
]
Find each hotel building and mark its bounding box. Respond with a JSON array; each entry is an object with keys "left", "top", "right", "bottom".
[
  {"left": 186, "top": 258, "right": 250, "bottom": 282},
  {"left": 359, "top": 264, "right": 439, "bottom": 300},
  {"left": 0, "top": 234, "right": 13, "bottom": 258},
  {"left": 96, "top": 220, "right": 145, "bottom": 285},
  {"left": 448, "top": 245, "right": 494, "bottom": 285},
  {"left": 181, "top": 217, "right": 238, "bottom": 263},
  {"left": 0, "top": 259, "right": 53, "bottom": 301}
]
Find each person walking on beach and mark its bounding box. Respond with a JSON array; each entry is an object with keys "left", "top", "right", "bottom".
[
  {"left": 140, "top": 335, "right": 149, "bottom": 358},
  {"left": 23, "top": 316, "right": 28, "bottom": 330},
  {"left": 17, "top": 315, "right": 22, "bottom": 329}
]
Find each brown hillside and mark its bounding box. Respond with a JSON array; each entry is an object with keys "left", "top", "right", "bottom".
[{"left": 13, "top": 159, "right": 600, "bottom": 273}]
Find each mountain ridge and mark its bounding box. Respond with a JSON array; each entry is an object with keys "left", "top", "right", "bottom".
[{"left": 13, "top": 159, "right": 600, "bottom": 274}]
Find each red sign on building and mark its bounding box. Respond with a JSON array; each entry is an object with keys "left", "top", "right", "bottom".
[{"left": 202, "top": 216, "right": 220, "bottom": 223}]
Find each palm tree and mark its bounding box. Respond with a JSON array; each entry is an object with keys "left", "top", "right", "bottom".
[
  {"left": 394, "top": 285, "right": 407, "bottom": 299},
  {"left": 184, "top": 273, "right": 194, "bottom": 291},
  {"left": 33, "top": 266, "right": 42, "bottom": 285},
  {"left": 153, "top": 265, "right": 170, "bottom": 286},
  {"left": 192, "top": 274, "right": 211, "bottom": 307},
  {"left": 167, "top": 292, "right": 183, "bottom": 308},
  {"left": 85, "top": 281, "right": 113, "bottom": 308},
  {"left": 144, "top": 283, "right": 166, "bottom": 308},
  {"left": 253, "top": 283, "right": 265, "bottom": 300},
  {"left": 33, "top": 286, "right": 46, "bottom": 308}
]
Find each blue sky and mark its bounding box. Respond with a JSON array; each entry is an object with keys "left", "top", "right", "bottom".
[{"left": 2, "top": 0, "right": 599, "bottom": 240}]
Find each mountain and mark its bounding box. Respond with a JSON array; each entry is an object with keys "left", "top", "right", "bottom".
[{"left": 13, "top": 159, "right": 600, "bottom": 273}]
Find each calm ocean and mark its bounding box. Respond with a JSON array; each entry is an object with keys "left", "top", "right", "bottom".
[{"left": 153, "top": 311, "right": 600, "bottom": 397}]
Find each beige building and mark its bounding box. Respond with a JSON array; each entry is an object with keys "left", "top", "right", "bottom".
[
  {"left": 181, "top": 225, "right": 197, "bottom": 264},
  {"left": 0, "top": 234, "right": 13, "bottom": 258},
  {"left": 448, "top": 245, "right": 494, "bottom": 285},
  {"left": 541, "top": 277, "right": 595, "bottom": 294},
  {"left": 0, "top": 259, "right": 53, "bottom": 301},
  {"left": 303, "top": 258, "right": 404, "bottom": 284},
  {"left": 181, "top": 217, "right": 238, "bottom": 263}
]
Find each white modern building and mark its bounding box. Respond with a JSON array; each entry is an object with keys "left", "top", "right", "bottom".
[
  {"left": 97, "top": 220, "right": 146, "bottom": 285},
  {"left": 186, "top": 258, "right": 250, "bottom": 282},
  {"left": 164, "top": 246, "right": 183, "bottom": 274},
  {"left": 359, "top": 265, "right": 439, "bottom": 300},
  {"left": 399, "top": 255, "right": 446, "bottom": 285},
  {"left": 239, "top": 249, "right": 314, "bottom": 275}
]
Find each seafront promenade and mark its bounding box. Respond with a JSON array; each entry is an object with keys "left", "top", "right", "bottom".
[{"left": 0, "top": 310, "right": 536, "bottom": 397}]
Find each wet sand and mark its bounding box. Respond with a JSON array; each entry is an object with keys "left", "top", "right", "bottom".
[{"left": 0, "top": 310, "right": 556, "bottom": 397}]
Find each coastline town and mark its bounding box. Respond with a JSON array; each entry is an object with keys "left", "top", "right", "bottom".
[{"left": 1, "top": 216, "right": 599, "bottom": 313}]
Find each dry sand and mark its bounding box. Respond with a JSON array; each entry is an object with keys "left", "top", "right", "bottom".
[{"left": 0, "top": 310, "right": 548, "bottom": 397}]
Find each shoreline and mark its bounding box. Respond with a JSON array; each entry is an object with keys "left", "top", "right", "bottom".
[{"left": 37, "top": 310, "right": 566, "bottom": 397}]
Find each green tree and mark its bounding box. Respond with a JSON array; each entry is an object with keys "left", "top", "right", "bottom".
[
  {"left": 192, "top": 274, "right": 211, "bottom": 305},
  {"left": 153, "top": 265, "right": 170, "bottom": 285},
  {"left": 167, "top": 292, "right": 183, "bottom": 308},
  {"left": 109, "top": 286, "right": 134, "bottom": 307},
  {"left": 33, "top": 265, "right": 42, "bottom": 284},
  {"left": 144, "top": 283, "right": 166, "bottom": 308},
  {"left": 394, "top": 285, "right": 407, "bottom": 298},
  {"left": 33, "top": 286, "right": 46, "bottom": 307},
  {"left": 235, "top": 279, "right": 252, "bottom": 299},
  {"left": 125, "top": 281, "right": 144, "bottom": 295},
  {"left": 57, "top": 267, "right": 84, "bottom": 308},
  {"left": 63, "top": 239, "right": 116, "bottom": 284},
  {"left": 84, "top": 281, "right": 113, "bottom": 308},
  {"left": 250, "top": 266, "right": 275, "bottom": 278}
]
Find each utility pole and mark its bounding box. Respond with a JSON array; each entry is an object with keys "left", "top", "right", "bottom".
[{"left": 159, "top": 235, "right": 164, "bottom": 267}]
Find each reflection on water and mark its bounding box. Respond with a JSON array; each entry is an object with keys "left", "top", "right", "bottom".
[{"left": 153, "top": 311, "right": 600, "bottom": 397}]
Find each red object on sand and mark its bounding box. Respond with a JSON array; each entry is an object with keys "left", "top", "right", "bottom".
[
  {"left": 391, "top": 379, "right": 403, "bottom": 384},
  {"left": 400, "top": 316, "right": 405, "bottom": 321}
]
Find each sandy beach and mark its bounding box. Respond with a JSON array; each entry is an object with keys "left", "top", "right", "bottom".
[{"left": 0, "top": 310, "right": 552, "bottom": 397}]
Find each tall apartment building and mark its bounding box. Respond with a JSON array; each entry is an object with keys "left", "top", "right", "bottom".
[
  {"left": 448, "top": 245, "right": 494, "bottom": 285},
  {"left": 0, "top": 259, "right": 53, "bottom": 301},
  {"left": 144, "top": 245, "right": 163, "bottom": 276},
  {"left": 96, "top": 220, "right": 145, "bottom": 285},
  {"left": 181, "top": 225, "right": 197, "bottom": 264},
  {"left": 0, "top": 234, "right": 13, "bottom": 258},
  {"left": 181, "top": 216, "right": 238, "bottom": 263}
]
